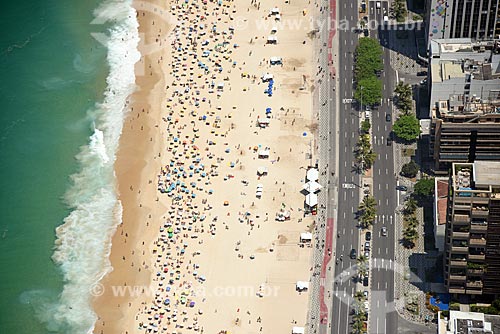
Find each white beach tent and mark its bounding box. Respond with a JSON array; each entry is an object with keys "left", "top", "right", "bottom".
[
  {"left": 305, "top": 193, "right": 318, "bottom": 207},
  {"left": 300, "top": 232, "right": 312, "bottom": 242},
  {"left": 257, "top": 166, "right": 268, "bottom": 176},
  {"left": 270, "top": 7, "right": 280, "bottom": 15},
  {"left": 292, "top": 327, "right": 305, "bottom": 334},
  {"left": 306, "top": 168, "right": 319, "bottom": 181},
  {"left": 258, "top": 149, "right": 270, "bottom": 158},
  {"left": 269, "top": 57, "right": 282, "bottom": 65},
  {"left": 296, "top": 281, "right": 309, "bottom": 291},
  {"left": 267, "top": 36, "right": 278, "bottom": 44},
  {"left": 302, "top": 181, "right": 322, "bottom": 193},
  {"left": 261, "top": 73, "right": 274, "bottom": 82}
]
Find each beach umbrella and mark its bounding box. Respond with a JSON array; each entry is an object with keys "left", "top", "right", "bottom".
[{"left": 189, "top": 301, "right": 195, "bottom": 308}]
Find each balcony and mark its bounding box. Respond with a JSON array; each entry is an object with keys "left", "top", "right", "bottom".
[
  {"left": 471, "top": 196, "right": 490, "bottom": 204},
  {"left": 449, "top": 274, "right": 467, "bottom": 281},
  {"left": 466, "top": 288, "right": 483, "bottom": 295},
  {"left": 452, "top": 246, "right": 468, "bottom": 253},
  {"left": 467, "top": 268, "right": 484, "bottom": 275},
  {"left": 470, "top": 238, "right": 487, "bottom": 246},
  {"left": 452, "top": 231, "right": 470, "bottom": 238},
  {"left": 453, "top": 214, "right": 470, "bottom": 224},
  {"left": 471, "top": 208, "right": 489, "bottom": 218},
  {"left": 470, "top": 223, "right": 487, "bottom": 232},
  {"left": 449, "top": 287, "right": 466, "bottom": 294},
  {"left": 450, "top": 260, "right": 467, "bottom": 267},
  {"left": 469, "top": 254, "right": 486, "bottom": 260},
  {"left": 451, "top": 246, "right": 469, "bottom": 254}
]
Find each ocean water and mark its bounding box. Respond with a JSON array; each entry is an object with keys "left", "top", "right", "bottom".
[{"left": 0, "top": 0, "right": 139, "bottom": 333}]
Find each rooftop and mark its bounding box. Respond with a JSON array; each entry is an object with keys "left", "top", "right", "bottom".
[
  {"left": 438, "top": 310, "right": 493, "bottom": 334},
  {"left": 474, "top": 161, "right": 500, "bottom": 187}
]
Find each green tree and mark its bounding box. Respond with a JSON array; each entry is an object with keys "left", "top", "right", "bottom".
[
  {"left": 390, "top": 0, "right": 407, "bottom": 22},
  {"left": 403, "top": 227, "right": 418, "bottom": 248},
  {"left": 393, "top": 115, "right": 421, "bottom": 141},
  {"left": 361, "top": 119, "right": 371, "bottom": 133},
  {"left": 403, "top": 198, "right": 418, "bottom": 215},
  {"left": 404, "top": 215, "right": 419, "bottom": 229},
  {"left": 355, "top": 76, "right": 382, "bottom": 106},
  {"left": 354, "top": 134, "right": 377, "bottom": 171},
  {"left": 354, "top": 290, "right": 366, "bottom": 301},
  {"left": 358, "top": 195, "right": 377, "bottom": 228},
  {"left": 414, "top": 177, "right": 435, "bottom": 197},
  {"left": 401, "top": 160, "right": 419, "bottom": 178},
  {"left": 357, "top": 255, "right": 369, "bottom": 278},
  {"left": 354, "top": 37, "right": 383, "bottom": 81},
  {"left": 394, "top": 82, "right": 413, "bottom": 114}
]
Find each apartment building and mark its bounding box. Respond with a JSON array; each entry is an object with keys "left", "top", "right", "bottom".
[
  {"left": 444, "top": 161, "right": 500, "bottom": 296},
  {"left": 428, "top": 39, "right": 500, "bottom": 171}
]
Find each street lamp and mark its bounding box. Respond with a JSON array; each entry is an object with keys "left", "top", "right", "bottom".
[{"left": 360, "top": 85, "right": 364, "bottom": 112}]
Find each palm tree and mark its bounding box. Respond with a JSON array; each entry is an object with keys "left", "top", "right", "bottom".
[
  {"left": 357, "top": 255, "right": 369, "bottom": 276},
  {"left": 404, "top": 198, "right": 417, "bottom": 215},
  {"left": 404, "top": 215, "right": 419, "bottom": 229},
  {"left": 358, "top": 196, "right": 377, "bottom": 228},
  {"left": 352, "top": 310, "right": 367, "bottom": 323},
  {"left": 354, "top": 291, "right": 365, "bottom": 301}
]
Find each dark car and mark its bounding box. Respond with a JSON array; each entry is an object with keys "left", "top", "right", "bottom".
[
  {"left": 386, "top": 137, "right": 392, "bottom": 146},
  {"left": 396, "top": 185, "right": 408, "bottom": 191},
  {"left": 385, "top": 113, "right": 392, "bottom": 122},
  {"left": 365, "top": 231, "right": 372, "bottom": 241},
  {"left": 417, "top": 71, "right": 427, "bottom": 76},
  {"left": 363, "top": 276, "right": 369, "bottom": 287},
  {"left": 363, "top": 29, "right": 369, "bottom": 37},
  {"left": 350, "top": 248, "right": 357, "bottom": 259}
]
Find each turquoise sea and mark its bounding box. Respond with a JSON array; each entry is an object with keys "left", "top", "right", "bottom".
[{"left": 0, "top": 0, "right": 139, "bottom": 333}]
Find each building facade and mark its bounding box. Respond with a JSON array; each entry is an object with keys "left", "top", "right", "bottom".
[
  {"left": 427, "top": 0, "right": 500, "bottom": 44},
  {"left": 444, "top": 162, "right": 500, "bottom": 296}
]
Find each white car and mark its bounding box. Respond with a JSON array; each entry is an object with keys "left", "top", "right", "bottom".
[
  {"left": 376, "top": 1, "right": 381, "bottom": 8},
  {"left": 381, "top": 226, "right": 387, "bottom": 236}
]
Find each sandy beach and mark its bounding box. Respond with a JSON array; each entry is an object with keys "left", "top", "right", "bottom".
[{"left": 94, "top": 0, "right": 318, "bottom": 333}]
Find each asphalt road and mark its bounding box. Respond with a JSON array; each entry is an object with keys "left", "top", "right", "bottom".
[
  {"left": 329, "top": 1, "right": 399, "bottom": 333},
  {"left": 329, "top": 0, "right": 363, "bottom": 333},
  {"left": 368, "top": 1, "right": 398, "bottom": 333}
]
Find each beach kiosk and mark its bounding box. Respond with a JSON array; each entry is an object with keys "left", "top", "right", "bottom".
[
  {"left": 296, "top": 281, "right": 309, "bottom": 292},
  {"left": 292, "top": 327, "right": 305, "bottom": 334},
  {"left": 305, "top": 193, "right": 318, "bottom": 215},
  {"left": 270, "top": 57, "right": 282, "bottom": 65},
  {"left": 258, "top": 149, "right": 270, "bottom": 159},
  {"left": 302, "top": 181, "right": 322, "bottom": 193},
  {"left": 306, "top": 168, "right": 319, "bottom": 181}
]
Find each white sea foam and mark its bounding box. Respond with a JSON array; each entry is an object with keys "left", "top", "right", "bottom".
[{"left": 46, "top": 0, "right": 140, "bottom": 333}]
